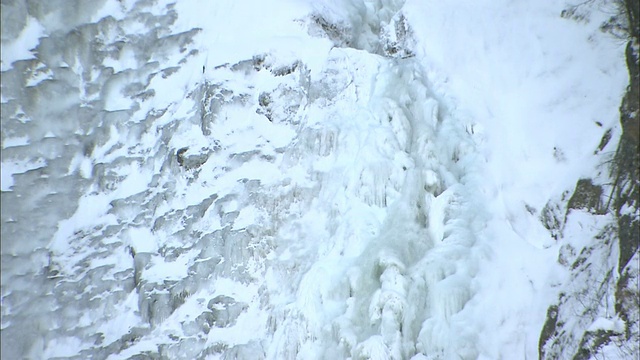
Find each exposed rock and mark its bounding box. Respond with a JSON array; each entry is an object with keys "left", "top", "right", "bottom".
[
  {"left": 540, "top": 201, "right": 564, "bottom": 239},
  {"left": 207, "top": 295, "right": 248, "bottom": 327},
  {"left": 539, "top": 2, "right": 640, "bottom": 358},
  {"left": 380, "top": 12, "right": 415, "bottom": 58},
  {"left": 538, "top": 305, "right": 559, "bottom": 359},
  {"left": 566, "top": 178, "right": 603, "bottom": 214},
  {"left": 308, "top": 14, "right": 352, "bottom": 48},
  {"left": 175, "top": 147, "right": 211, "bottom": 170}
]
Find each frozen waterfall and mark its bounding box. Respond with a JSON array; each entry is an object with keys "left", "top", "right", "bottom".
[{"left": 2, "top": 0, "right": 632, "bottom": 359}]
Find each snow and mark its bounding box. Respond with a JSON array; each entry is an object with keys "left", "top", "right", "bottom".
[
  {"left": 2, "top": 136, "right": 30, "bottom": 148},
  {"left": 0, "top": 16, "right": 45, "bottom": 71},
  {"left": 588, "top": 316, "right": 626, "bottom": 333},
  {"left": 41, "top": 336, "right": 84, "bottom": 358},
  {"left": 0, "top": 0, "right": 631, "bottom": 359},
  {"left": 0, "top": 157, "right": 46, "bottom": 191},
  {"left": 91, "top": 0, "right": 127, "bottom": 23},
  {"left": 125, "top": 227, "right": 158, "bottom": 254},
  {"left": 143, "top": 252, "right": 191, "bottom": 282}
]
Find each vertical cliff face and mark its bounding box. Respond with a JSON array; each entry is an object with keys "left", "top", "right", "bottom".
[
  {"left": 1, "top": 0, "right": 635, "bottom": 359},
  {"left": 0, "top": 1, "right": 486, "bottom": 358},
  {"left": 1, "top": 2, "right": 203, "bottom": 358},
  {"left": 612, "top": 0, "right": 640, "bottom": 356},
  {"left": 539, "top": 1, "right": 639, "bottom": 358},
  {"left": 616, "top": 1, "right": 640, "bottom": 265}
]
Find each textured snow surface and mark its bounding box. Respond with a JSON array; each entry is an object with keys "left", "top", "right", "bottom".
[{"left": 0, "top": 0, "right": 629, "bottom": 359}]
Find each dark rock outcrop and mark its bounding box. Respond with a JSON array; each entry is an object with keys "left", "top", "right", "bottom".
[{"left": 539, "top": 1, "right": 640, "bottom": 358}]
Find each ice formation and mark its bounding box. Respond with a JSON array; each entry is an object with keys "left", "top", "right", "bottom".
[{"left": 1, "top": 0, "right": 635, "bottom": 359}]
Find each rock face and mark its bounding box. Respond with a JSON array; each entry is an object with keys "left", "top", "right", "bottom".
[
  {"left": 0, "top": 1, "right": 481, "bottom": 358},
  {"left": 539, "top": 1, "right": 640, "bottom": 358},
  {"left": 616, "top": 0, "right": 640, "bottom": 275}
]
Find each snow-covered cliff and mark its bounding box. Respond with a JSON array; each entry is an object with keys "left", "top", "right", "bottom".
[{"left": 1, "top": 0, "right": 636, "bottom": 359}]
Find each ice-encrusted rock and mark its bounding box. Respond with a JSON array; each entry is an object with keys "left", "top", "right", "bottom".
[
  {"left": 207, "top": 295, "right": 248, "bottom": 328},
  {"left": 9, "top": 0, "right": 631, "bottom": 359}
]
